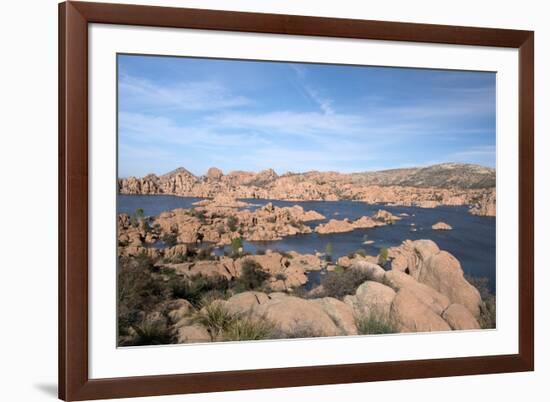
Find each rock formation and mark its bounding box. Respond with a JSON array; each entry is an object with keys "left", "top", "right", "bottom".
[
  {"left": 432, "top": 221, "right": 453, "bottom": 230},
  {"left": 119, "top": 163, "right": 496, "bottom": 216}
]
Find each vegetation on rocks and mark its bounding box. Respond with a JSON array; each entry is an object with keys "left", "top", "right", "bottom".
[
  {"left": 318, "top": 268, "right": 370, "bottom": 299},
  {"left": 117, "top": 196, "right": 495, "bottom": 346},
  {"left": 356, "top": 313, "right": 397, "bottom": 335}
]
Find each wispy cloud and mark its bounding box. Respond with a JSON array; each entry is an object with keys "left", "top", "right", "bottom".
[
  {"left": 118, "top": 56, "right": 496, "bottom": 175},
  {"left": 288, "top": 64, "right": 335, "bottom": 115},
  {"left": 119, "top": 73, "right": 251, "bottom": 112}
]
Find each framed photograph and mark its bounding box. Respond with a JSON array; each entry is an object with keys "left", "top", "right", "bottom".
[{"left": 59, "top": 1, "right": 534, "bottom": 400}]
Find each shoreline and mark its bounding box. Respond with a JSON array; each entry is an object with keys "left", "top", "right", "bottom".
[{"left": 117, "top": 192, "right": 497, "bottom": 217}]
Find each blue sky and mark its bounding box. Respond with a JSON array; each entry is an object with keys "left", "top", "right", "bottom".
[{"left": 118, "top": 54, "right": 496, "bottom": 178}]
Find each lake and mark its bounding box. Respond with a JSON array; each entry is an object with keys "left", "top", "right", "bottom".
[{"left": 118, "top": 194, "right": 496, "bottom": 293}]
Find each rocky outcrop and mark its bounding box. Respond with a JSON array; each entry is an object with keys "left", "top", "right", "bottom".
[
  {"left": 390, "top": 288, "right": 452, "bottom": 332},
  {"left": 154, "top": 250, "right": 322, "bottom": 291},
  {"left": 442, "top": 304, "right": 481, "bottom": 330},
  {"left": 192, "top": 194, "right": 250, "bottom": 208},
  {"left": 119, "top": 163, "right": 496, "bottom": 214},
  {"left": 373, "top": 209, "right": 402, "bottom": 223},
  {"left": 383, "top": 270, "right": 450, "bottom": 315},
  {"left": 386, "top": 240, "right": 482, "bottom": 318},
  {"left": 315, "top": 214, "right": 384, "bottom": 234},
  {"left": 315, "top": 219, "right": 356, "bottom": 234},
  {"left": 469, "top": 189, "right": 496, "bottom": 217},
  {"left": 344, "top": 281, "right": 396, "bottom": 319},
  {"left": 148, "top": 203, "right": 323, "bottom": 246},
  {"left": 419, "top": 251, "right": 482, "bottom": 318},
  {"left": 206, "top": 167, "right": 223, "bottom": 181},
  {"left": 432, "top": 221, "right": 453, "bottom": 230},
  {"left": 218, "top": 292, "right": 357, "bottom": 337}
]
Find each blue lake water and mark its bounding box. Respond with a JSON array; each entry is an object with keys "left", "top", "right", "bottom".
[{"left": 118, "top": 194, "right": 496, "bottom": 293}]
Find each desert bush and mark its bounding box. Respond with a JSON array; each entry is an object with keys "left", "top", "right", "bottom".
[
  {"left": 194, "top": 302, "right": 236, "bottom": 340},
  {"left": 196, "top": 245, "right": 216, "bottom": 261},
  {"left": 222, "top": 316, "right": 275, "bottom": 341},
  {"left": 167, "top": 252, "right": 186, "bottom": 264},
  {"left": 125, "top": 317, "right": 174, "bottom": 346},
  {"left": 325, "top": 242, "right": 333, "bottom": 262},
  {"left": 319, "top": 267, "right": 370, "bottom": 299},
  {"left": 274, "top": 249, "right": 293, "bottom": 259},
  {"left": 169, "top": 274, "right": 230, "bottom": 307},
  {"left": 231, "top": 237, "right": 243, "bottom": 254},
  {"left": 275, "top": 272, "right": 287, "bottom": 281},
  {"left": 332, "top": 265, "right": 345, "bottom": 274},
  {"left": 378, "top": 247, "right": 389, "bottom": 266},
  {"left": 161, "top": 233, "right": 178, "bottom": 247},
  {"left": 465, "top": 275, "right": 496, "bottom": 329},
  {"left": 118, "top": 257, "right": 170, "bottom": 337},
  {"left": 279, "top": 322, "right": 323, "bottom": 339},
  {"left": 237, "top": 259, "right": 270, "bottom": 290},
  {"left": 227, "top": 216, "right": 238, "bottom": 232},
  {"left": 355, "top": 248, "right": 367, "bottom": 257},
  {"left": 216, "top": 224, "right": 226, "bottom": 235},
  {"left": 356, "top": 313, "right": 396, "bottom": 335},
  {"left": 478, "top": 295, "right": 496, "bottom": 329}
]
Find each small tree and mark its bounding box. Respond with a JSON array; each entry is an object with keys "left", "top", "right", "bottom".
[
  {"left": 135, "top": 208, "right": 145, "bottom": 219},
  {"left": 231, "top": 237, "right": 243, "bottom": 254},
  {"left": 227, "top": 216, "right": 238, "bottom": 232},
  {"left": 238, "top": 259, "right": 270, "bottom": 290},
  {"left": 325, "top": 242, "right": 333, "bottom": 262},
  {"left": 378, "top": 247, "right": 389, "bottom": 266}
]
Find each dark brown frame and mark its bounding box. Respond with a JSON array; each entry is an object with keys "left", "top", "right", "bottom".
[{"left": 59, "top": 1, "right": 534, "bottom": 400}]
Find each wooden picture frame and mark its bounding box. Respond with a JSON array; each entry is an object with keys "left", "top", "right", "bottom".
[{"left": 59, "top": 1, "right": 534, "bottom": 400}]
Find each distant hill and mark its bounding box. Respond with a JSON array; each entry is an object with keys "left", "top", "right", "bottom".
[{"left": 350, "top": 163, "right": 495, "bottom": 189}]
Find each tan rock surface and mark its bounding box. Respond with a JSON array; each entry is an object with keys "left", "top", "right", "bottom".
[
  {"left": 390, "top": 288, "right": 451, "bottom": 332},
  {"left": 432, "top": 221, "right": 453, "bottom": 230},
  {"left": 442, "top": 304, "right": 481, "bottom": 330}
]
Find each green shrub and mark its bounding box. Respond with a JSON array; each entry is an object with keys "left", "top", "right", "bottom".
[
  {"left": 320, "top": 267, "right": 369, "bottom": 299},
  {"left": 227, "top": 216, "right": 238, "bottom": 232},
  {"left": 279, "top": 323, "right": 322, "bottom": 339},
  {"left": 189, "top": 208, "right": 207, "bottom": 223},
  {"left": 162, "top": 233, "right": 178, "bottom": 247},
  {"left": 276, "top": 249, "right": 293, "bottom": 259},
  {"left": 169, "top": 274, "right": 230, "bottom": 307},
  {"left": 355, "top": 249, "right": 367, "bottom": 257},
  {"left": 231, "top": 237, "right": 243, "bottom": 254},
  {"left": 222, "top": 317, "right": 275, "bottom": 341},
  {"left": 117, "top": 257, "right": 171, "bottom": 339},
  {"left": 216, "top": 225, "right": 226, "bottom": 235},
  {"left": 126, "top": 317, "right": 174, "bottom": 346},
  {"left": 325, "top": 242, "right": 333, "bottom": 262},
  {"left": 196, "top": 245, "right": 216, "bottom": 261},
  {"left": 464, "top": 275, "right": 496, "bottom": 329},
  {"left": 275, "top": 272, "right": 287, "bottom": 281},
  {"left": 194, "top": 302, "right": 236, "bottom": 340},
  {"left": 356, "top": 313, "right": 396, "bottom": 335},
  {"left": 237, "top": 259, "right": 270, "bottom": 290},
  {"left": 378, "top": 247, "right": 389, "bottom": 266}
]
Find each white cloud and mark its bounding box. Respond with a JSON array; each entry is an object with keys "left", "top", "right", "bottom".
[{"left": 119, "top": 74, "right": 250, "bottom": 112}]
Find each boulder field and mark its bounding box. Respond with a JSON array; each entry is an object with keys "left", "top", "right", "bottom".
[
  {"left": 117, "top": 203, "right": 398, "bottom": 250},
  {"left": 165, "top": 239, "right": 484, "bottom": 342}
]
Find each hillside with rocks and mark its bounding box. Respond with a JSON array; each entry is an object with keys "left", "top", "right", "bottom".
[
  {"left": 119, "top": 163, "right": 496, "bottom": 216},
  {"left": 350, "top": 163, "right": 495, "bottom": 189}
]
